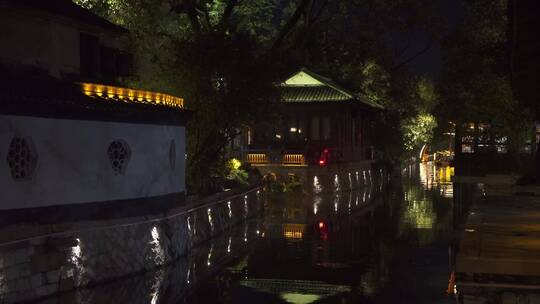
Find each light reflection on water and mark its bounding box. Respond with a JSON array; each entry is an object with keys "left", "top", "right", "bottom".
[
  {"left": 41, "top": 164, "right": 454, "bottom": 304},
  {"left": 403, "top": 162, "right": 454, "bottom": 237},
  {"left": 312, "top": 176, "right": 322, "bottom": 194},
  {"left": 419, "top": 161, "right": 454, "bottom": 197},
  {"left": 183, "top": 165, "right": 453, "bottom": 304}
]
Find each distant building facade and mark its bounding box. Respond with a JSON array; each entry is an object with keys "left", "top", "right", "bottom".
[
  {"left": 236, "top": 69, "right": 381, "bottom": 165},
  {"left": 0, "top": 0, "right": 190, "bottom": 222},
  {"left": 233, "top": 68, "right": 383, "bottom": 189}
]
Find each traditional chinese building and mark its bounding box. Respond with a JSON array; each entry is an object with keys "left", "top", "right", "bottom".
[
  {"left": 235, "top": 68, "right": 383, "bottom": 190},
  {"left": 0, "top": 0, "right": 191, "bottom": 223}
]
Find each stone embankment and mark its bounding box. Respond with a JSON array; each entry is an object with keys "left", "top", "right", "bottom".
[
  {"left": 0, "top": 186, "right": 262, "bottom": 303},
  {"left": 259, "top": 161, "right": 378, "bottom": 194}
]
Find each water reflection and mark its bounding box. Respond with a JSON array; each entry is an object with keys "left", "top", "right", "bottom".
[
  {"left": 419, "top": 161, "right": 454, "bottom": 197},
  {"left": 313, "top": 195, "right": 321, "bottom": 215},
  {"left": 42, "top": 164, "right": 454, "bottom": 304},
  {"left": 312, "top": 176, "right": 322, "bottom": 194},
  {"left": 239, "top": 279, "right": 351, "bottom": 304},
  {"left": 184, "top": 165, "right": 452, "bottom": 304},
  {"left": 183, "top": 177, "right": 401, "bottom": 304},
  {"left": 402, "top": 193, "right": 436, "bottom": 229}
]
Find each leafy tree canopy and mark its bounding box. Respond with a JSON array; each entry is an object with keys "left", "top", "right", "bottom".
[
  {"left": 438, "top": 0, "right": 533, "bottom": 140},
  {"left": 75, "top": 0, "right": 446, "bottom": 189}
]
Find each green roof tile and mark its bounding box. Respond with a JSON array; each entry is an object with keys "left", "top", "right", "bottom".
[
  {"left": 282, "top": 86, "right": 353, "bottom": 102},
  {"left": 281, "top": 68, "right": 384, "bottom": 109}
]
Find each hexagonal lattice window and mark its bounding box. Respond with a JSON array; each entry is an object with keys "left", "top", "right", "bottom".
[
  {"left": 169, "top": 140, "right": 176, "bottom": 170},
  {"left": 107, "top": 140, "right": 131, "bottom": 175},
  {"left": 6, "top": 137, "right": 38, "bottom": 181}
]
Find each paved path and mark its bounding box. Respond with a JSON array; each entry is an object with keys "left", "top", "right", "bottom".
[
  {"left": 457, "top": 192, "right": 540, "bottom": 277},
  {"left": 455, "top": 183, "right": 540, "bottom": 303}
]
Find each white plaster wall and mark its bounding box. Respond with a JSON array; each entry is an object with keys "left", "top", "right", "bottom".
[{"left": 0, "top": 114, "right": 186, "bottom": 210}]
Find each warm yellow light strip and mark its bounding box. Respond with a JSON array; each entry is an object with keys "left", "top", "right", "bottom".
[
  {"left": 284, "top": 231, "right": 303, "bottom": 239},
  {"left": 282, "top": 224, "right": 304, "bottom": 240},
  {"left": 283, "top": 154, "right": 305, "bottom": 165},
  {"left": 79, "top": 82, "right": 184, "bottom": 109},
  {"left": 247, "top": 153, "right": 268, "bottom": 164}
]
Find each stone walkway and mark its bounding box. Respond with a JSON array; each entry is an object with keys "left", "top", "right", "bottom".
[{"left": 456, "top": 183, "right": 540, "bottom": 303}]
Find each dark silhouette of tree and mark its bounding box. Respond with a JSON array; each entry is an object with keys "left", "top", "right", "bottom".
[
  {"left": 438, "top": 0, "right": 533, "bottom": 164},
  {"left": 75, "top": 0, "right": 445, "bottom": 190}
]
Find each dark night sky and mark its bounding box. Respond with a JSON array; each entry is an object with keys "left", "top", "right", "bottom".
[{"left": 406, "top": 0, "right": 464, "bottom": 77}]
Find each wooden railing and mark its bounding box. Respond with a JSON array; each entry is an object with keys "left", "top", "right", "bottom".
[
  {"left": 247, "top": 153, "right": 268, "bottom": 164},
  {"left": 237, "top": 150, "right": 307, "bottom": 166},
  {"left": 282, "top": 154, "right": 306, "bottom": 165},
  {"left": 282, "top": 223, "right": 305, "bottom": 240}
]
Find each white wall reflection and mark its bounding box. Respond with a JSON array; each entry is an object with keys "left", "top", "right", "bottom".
[
  {"left": 71, "top": 238, "right": 82, "bottom": 264},
  {"left": 244, "top": 196, "right": 249, "bottom": 217},
  {"left": 207, "top": 245, "right": 213, "bottom": 266},
  {"left": 151, "top": 226, "right": 165, "bottom": 264},
  {"left": 313, "top": 195, "right": 322, "bottom": 215},
  {"left": 333, "top": 174, "right": 340, "bottom": 192},
  {"left": 334, "top": 192, "right": 340, "bottom": 213},
  {"left": 207, "top": 208, "right": 214, "bottom": 231},
  {"left": 363, "top": 171, "right": 367, "bottom": 185},
  {"left": 313, "top": 176, "right": 322, "bottom": 194}
]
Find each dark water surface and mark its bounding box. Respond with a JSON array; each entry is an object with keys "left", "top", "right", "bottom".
[
  {"left": 185, "top": 163, "right": 455, "bottom": 304},
  {"left": 40, "top": 163, "right": 454, "bottom": 304}
]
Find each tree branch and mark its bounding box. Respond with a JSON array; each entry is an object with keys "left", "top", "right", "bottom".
[
  {"left": 222, "top": 0, "right": 239, "bottom": 26},
  {"left": 170, "top": 0, "right": 201, "bottom": 34},
  {"left": 309, "top": 0, "right": 328, "bottom": 25},
  {"left": 395, "top": 34, "right": 412, "bottom": 58},
  {"left": 198, "top": 6, "right": 211, "bottom": 29},
  {"left": 391, "top": 38, "right": 433, "bottom": 72},
  {"left": 270, "top": 0, "right": 311, "bottom": 51},
  {"left": 305, "top": 0, "right": 314, "bottom": 26}
]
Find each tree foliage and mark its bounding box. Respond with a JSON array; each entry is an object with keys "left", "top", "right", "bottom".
[
  {"left": 74, "top": 0, "right": 296, "bottom": 192},
  {"left": 292, "top": 0, "right": 444, "bottom": 160},
  {"left": 75, "top": 0, "right": 445, "bottom": 189},
  {"left": 401, "top": 113, "right": 437, "bottom": 152},
  {"left": 438, "top": 0, "right": 533, "bottom": 148}
]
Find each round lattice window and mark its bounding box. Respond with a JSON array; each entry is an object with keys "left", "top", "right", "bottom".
[
  {"left": 169, "top": 140, "right": 176, "bottom": 170},
  {"left": 107, "top": 140, "right": 131, "bottom": 175},
  {"left": 6, "top": 137, "right": 38, "bottom": 181}
]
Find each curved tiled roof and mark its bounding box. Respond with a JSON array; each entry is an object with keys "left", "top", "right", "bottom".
[
  {"left": 283, "top": 86, "right": 353, "bottom": 102},
  {"left": 281, "top": 68, "right": 383, "bottom": 109}
]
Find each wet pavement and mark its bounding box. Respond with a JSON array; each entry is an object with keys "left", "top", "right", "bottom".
[{"left": 40, "top": 162, "right": 455, "bottom": 304}]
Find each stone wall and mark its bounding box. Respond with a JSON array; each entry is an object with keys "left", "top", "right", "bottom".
[
  {"left": 0, "top": 187, "right": 262, "bottom": 303},
  {"left": 30, "top": 218, "right": 263, "bottom": 304},
  {"left": 257, "top": 161, "right": 381, "bottom": 194}
]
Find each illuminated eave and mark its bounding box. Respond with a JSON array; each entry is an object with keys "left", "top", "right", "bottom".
[{"left": 79, "top": 82, "right": 184, "bottom": 109}]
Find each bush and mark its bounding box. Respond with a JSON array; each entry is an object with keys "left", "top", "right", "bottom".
[
  {"left": 262, "top": 172, "right": 304, "bottom": 193},
  {"left": 226, "top": 158, "right": 248, "bottom": 185}
]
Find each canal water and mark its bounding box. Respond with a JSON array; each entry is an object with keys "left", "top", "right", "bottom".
[
  {"left": 39, "top": 162, "right": 454, "bottom": 304},
  {"left": 184, "top": 162, "right": 455, "bottom": 304}
]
